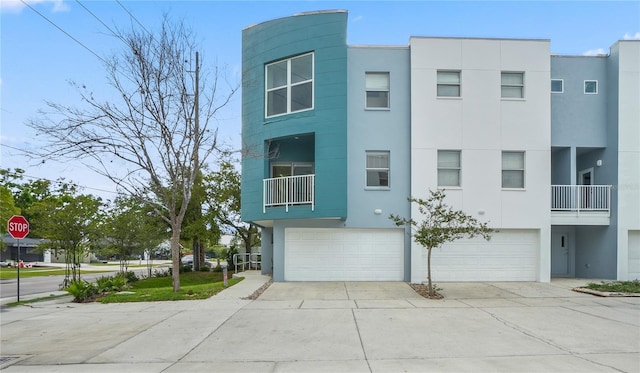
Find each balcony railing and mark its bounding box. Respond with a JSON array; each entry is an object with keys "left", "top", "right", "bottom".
[
  {"left": 551, "top": 185, "right": 611, "bottom": 214},
  {"left": 263, "top": 174, "right": 315, "bottom": 213}
]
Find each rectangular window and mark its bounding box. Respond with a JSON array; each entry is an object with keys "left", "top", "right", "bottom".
[
  {"left": 584, "top": 80, "right": 598, "bottom": 94},
  {"left": 266, "top": 53, "right": 314, "bottom": 117},
  {"left": 551, "top": 79, "right": 564, "bottom": 93},
  {"left": 365, "top": 72, "right": 390, "bottom": 108},
  {"left": 501, "top": 72, "right": 524, "bottom": 98},
  {"left": 366, "top": 151, "right": 390, "bottom": 188},
  {"left": 437, "top": 70, "right": 461, "bottom": 97},
  {"left": 502, "top": 151, "right": 525, "bottom": 188},
  {"left": 438, "top": 150, "right": 461, "bottom": 187}
]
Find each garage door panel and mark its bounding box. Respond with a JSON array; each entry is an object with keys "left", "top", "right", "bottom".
[
  {"left": 430, "top": 229, "right": 539, "bottom": 282},
  {"left": 285, "top": 228, "right": 404, "bottom": 281}
]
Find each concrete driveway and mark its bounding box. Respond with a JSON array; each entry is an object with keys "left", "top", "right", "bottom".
[{"left": 1, "top": 275, "right": 639, "bottom": 372}]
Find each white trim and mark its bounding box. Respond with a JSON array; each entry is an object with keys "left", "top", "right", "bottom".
[
  {"left": 584, "top": 80, "right": 598, "bottom": 94},
  {"left": 551, "top": 79, "right": 564, "bottom": 93},
  {"left": 265, "top": 52, "right": 315, "bottom": 118}
]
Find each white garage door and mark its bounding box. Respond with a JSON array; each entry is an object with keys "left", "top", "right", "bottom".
[
  {"left": 430, "top": 229, "right": 539, "bottom": 281},
  {"left": 284, "top": 228, "right": 404, "bottom": 281}
]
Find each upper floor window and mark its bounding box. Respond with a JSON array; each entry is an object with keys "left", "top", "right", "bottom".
[
  {"left": 365, "top": 72, "right": 390, "bottom": 109},
  {"left": 502, "top": 151, "right": 525, "bottom": 189},
  {"left": 551, "top": 79, "right": 564, "bottom": 93},
  {"left": 366, "top": 151, "right": 390, "bottom": 188},
  {"left": 266, "top": 53, "right": 314, "bottom": 118},
  {"left": 501, "top": 72, "right": 524, "bottom": 99},
  {"left": 584, "top": 80, "right": 598, "bottom": 94},
  {"left": 437, "top": 71, "right": 461, "bottom": 97},
  {"left": 437, "top": 150, "right": 461, "bottom": 187}
]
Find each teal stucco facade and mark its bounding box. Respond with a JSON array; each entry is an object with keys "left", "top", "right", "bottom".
[{"left": 241, "top": 11, "right": 348, "bottom": 224}]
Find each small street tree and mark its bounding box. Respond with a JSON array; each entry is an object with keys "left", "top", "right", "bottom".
[
  {"left": 203, "top": 152, "right": 260, "bottom": 256},
  {"left": 389, "top": 189, "right": 495, "bottom": 298},
  {"left": 29, "top": 184, "right": 104, "bottom": 286},
  {"left": 102, "top": 195, "right": 167, "bottom": 275}
]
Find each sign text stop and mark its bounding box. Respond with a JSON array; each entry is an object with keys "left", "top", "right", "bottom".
[{"left": 7, "top": 215, "right": 29, "bottom": 240}]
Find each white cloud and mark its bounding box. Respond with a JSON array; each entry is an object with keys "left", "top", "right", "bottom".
[
  {"left": 352, "top": 15, "right": 364, "bottom": 23},
  {"left": 623, "top": 32, "right": 640, "bottom": 40},
  {"left": 583, "top": 48, "right": 607, "bottom": 56},
  {"left": 0, "top": 0, "right": 69, "bottom": 14}
]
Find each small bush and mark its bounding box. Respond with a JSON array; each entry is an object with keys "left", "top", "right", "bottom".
[
  {"left": 121, "top": 271, "right": 139, "bottom": 283},
  {"left": 180, "top": 265, "right": 192, "bottom": 273},
  {"left": 212, "top": 264, "right": 223, "bottom": 273},
  {"left": 65, "top": 280, "right": 98, "bottom": 302},
  {"left": 95, "top": 276, "right": 114, "bottom": 293},
  {"left": 153, "top": 268, "right": 171, "bottom": 277}
]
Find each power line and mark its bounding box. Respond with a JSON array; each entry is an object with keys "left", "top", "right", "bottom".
[
  {"left": 75, "top": 0, "right": 127, "bottom": 45},
  {"left": 19, "top": 0, "right": 106, "bottom": 64},
  {"left": 116, "top": 0, "right": 152, "bottom": 37}
]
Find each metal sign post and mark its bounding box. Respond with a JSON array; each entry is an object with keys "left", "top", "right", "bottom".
[{"left": 8, "top": 215, "right": 30, "bottom": 303}]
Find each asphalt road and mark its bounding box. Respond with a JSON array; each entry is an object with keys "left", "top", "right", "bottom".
[{"left": 0, "top": 266, "right": 153, "bottom": 300}]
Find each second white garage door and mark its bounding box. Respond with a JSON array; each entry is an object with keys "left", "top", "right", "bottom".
[
  {"left": 284, "top": 228, "right": 405, "bottom": 281},
  {"left": 429, "top": 229, "right": 539, "bottom": 281}
]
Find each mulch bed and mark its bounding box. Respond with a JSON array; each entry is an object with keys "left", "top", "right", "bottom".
[
  {"left": 572, "top": 287, "right": 640, "bottom": 297},
  {"left": 409, "top": 283, "right": 444, "bottom": 299},
  {"left": 242, "top": 278, "right": 273, "bottom": 300}
]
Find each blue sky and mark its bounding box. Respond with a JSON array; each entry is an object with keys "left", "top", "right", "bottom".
[{"left": 1, "top": 0, "right": 639, "bottom": 199}]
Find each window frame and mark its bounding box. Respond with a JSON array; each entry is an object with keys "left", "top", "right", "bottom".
[
  {"left": 551, "top": 79, "right": 564, "bottom": 93},
  {"left": 501, "top": 71, "right": 525, "bottom": 99},
  {"left": 265, "top": 52, "right": 315, "bottom": 118},
  {"left": 584, "top": 80, "right": 598, "bottom": 94},
  {"left": 501, "top": 151, "right": 526, "bottom": 189},
  {"left": 365, "top": 150, "right": 390, "bottom": 189},
  {"left": 437, "top": 150, "right": 461, "bottom": 187},
  {"left": 365, "top": 72, "right": 390, "bottom": 109},
  {"left": 437, "top": 70, "right": 461, "bottom": 98}
]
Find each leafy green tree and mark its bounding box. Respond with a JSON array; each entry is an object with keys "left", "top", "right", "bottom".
[
  {"left": 102, "top": 195, "right": 167, "bottom": 275},
  {"left": 30, "top": 186, "right": 104, "bottom": 285},
  {"left": 180, "top": 172, "right": 219, "bottom": 271},
  {"left": 390, "top": 189, "right": 495, "bottom": 297},
  {"left": 0, "top": 185, "right": 21, "bottom": 233},
  {"left": 203, "top": 153, "right": 260, "bottom": 254},
  {"left": 1, "top": 168, "right": 53, "bottom": 235}
]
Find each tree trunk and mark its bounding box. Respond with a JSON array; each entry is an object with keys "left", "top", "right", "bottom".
[
  {"left": 170, "top": 228, "right": 181, "bottom": 292},
  {"left": 427, "top": 247, "right": 434, "bottom": 297},
  {"left": 193, "top": 236, "right": 200, "bottom": 272}
]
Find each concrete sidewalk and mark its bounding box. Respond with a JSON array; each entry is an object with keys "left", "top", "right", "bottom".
[{"left": 1, "top": 276, "right": 638, "bottom": 372}]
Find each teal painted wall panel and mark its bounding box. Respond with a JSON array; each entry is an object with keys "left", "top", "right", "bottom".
[{"left": 241, "top": 11, "right": 348, "bottom": 223}]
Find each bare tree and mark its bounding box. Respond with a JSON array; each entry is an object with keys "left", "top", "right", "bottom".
[{"left": 28, "top": 16, "right": 237, "bottom": 292}]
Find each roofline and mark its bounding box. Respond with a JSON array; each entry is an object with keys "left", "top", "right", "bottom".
[
  {"left": 243, "top": 9, "right": 346, "bottom": 31},
  {"left": 409, "top": 35, "right": 550, "bottom": 43}
]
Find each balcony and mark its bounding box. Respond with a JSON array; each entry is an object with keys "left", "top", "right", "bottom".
[
  {"left": 263, "top": 174, "right": 315, "bottom": 213},
  {"left": 551, "top": 185, "right": 611, "bottom": 225}
]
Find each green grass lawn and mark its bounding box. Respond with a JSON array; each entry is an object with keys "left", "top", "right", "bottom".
[
  {"left": 585, "top": 280, "right": 640, "bottom": 293},
  {"left": 0, "top": 267, "right": 113, "bottom": 279},
  {"left": 98, "top": 270, "right": 242, "bottom": 303}
]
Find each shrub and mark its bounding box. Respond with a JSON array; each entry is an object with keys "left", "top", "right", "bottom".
[
  {"left": 95, "top": 276, "right": 114, "bottom": 293},
  {"left": 65, "top": 280, "right": 98, "bottom": 302},
  {"left": 121, "top": 271, "right": 139, "bottom": 283},
  {"left": 212, "top": 264, "right": 223, "bottom": 273}
]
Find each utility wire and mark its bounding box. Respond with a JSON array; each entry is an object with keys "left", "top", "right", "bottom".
[
  {"left": 116, "top": 0, "right": 152, "bottom": 37},
  {"left": 75, "top": 0, "right": 128, "bottom": 45},
  {"left": 19, "top": 0, "right": 106, "bottom": 64}
]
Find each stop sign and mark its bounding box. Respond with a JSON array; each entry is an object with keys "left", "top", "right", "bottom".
[{"left": 7, "top": 215, "right": 29, "bottom": 240}]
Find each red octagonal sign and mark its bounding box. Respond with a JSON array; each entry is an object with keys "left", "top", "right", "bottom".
[{"left": 7, "top": 215, "right": 29, "bottom": 240}]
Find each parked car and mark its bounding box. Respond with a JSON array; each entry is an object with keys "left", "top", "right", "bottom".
[{"left": 181, "top": 255, "right": 193, "bottom": 266}]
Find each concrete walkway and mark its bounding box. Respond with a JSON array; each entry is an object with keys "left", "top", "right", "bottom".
[{"left": 1, "top": 275, "right": 638, "bottom": 372}]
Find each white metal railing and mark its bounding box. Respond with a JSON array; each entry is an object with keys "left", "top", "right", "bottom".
[
  {"left": 551, "top": 185, "right": 611, "bottom": 214},
  {"left": 263, "top": 174, "right": 315, "bottom": 213}
]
